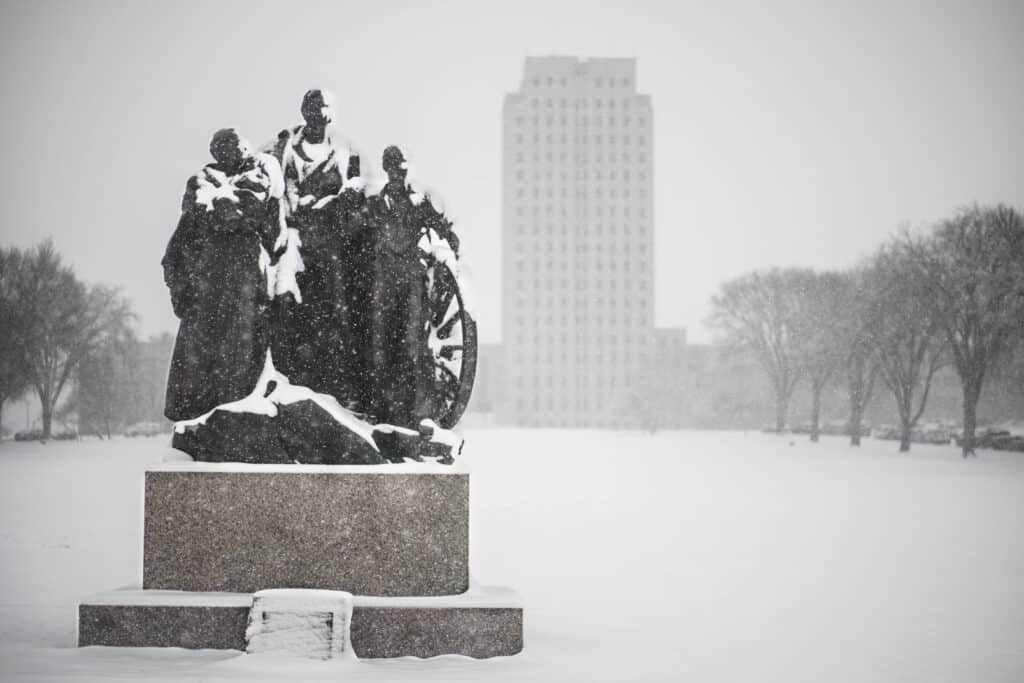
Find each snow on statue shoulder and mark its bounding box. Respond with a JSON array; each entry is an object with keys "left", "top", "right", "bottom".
[{"left": 162, "top": 96, "right": 475, "bottom": 466}]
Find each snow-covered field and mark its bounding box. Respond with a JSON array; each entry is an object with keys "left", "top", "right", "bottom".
[{"left": 1, "top": 430, "right": 1022, "bottom": 682}]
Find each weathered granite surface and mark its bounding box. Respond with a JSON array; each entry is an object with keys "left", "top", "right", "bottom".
[
  {"left": 350, "top": 607, "right": 522, "bottom": 658},
  {"left": 78, "top": 604, "right": 249, "bottom": 650},
  {"left": 144, "top": 466, "right": 468, "bottom": 596},
  {"left": 78, "top": 587, "right": 523, "bottom": 658}
]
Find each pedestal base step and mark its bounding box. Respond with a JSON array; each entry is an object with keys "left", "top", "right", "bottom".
[{"left": 78, "top": 584, "right": 522, "bottom": 659}]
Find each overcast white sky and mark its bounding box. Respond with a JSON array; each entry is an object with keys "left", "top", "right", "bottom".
[{"left": 1, "top": 0, "right": 1021, "bottom": 343}]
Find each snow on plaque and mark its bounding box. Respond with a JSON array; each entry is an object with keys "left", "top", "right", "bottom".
[{"left": 245, "top": 589, "right": 356, "bottom": 661}]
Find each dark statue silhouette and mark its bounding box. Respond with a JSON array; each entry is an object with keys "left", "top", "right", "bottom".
[
  {"left": 162, "top": 128, "right": 276, "bottom": 422},
  {"left": 163, "top": 92, "right": 476, "bottom": 464}
]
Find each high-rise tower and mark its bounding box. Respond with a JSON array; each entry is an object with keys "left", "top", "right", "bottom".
[{"left": 500, "top": 57, "right": 654, "bottom": 428}]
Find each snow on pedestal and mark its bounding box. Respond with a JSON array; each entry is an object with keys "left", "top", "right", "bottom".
[{"left": 245, "top": 589, "right": 355, "bottom": 661}]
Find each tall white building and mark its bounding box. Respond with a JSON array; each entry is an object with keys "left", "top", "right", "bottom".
[{"left": 500, "top": 57, "right": 655, "bottom": 428}]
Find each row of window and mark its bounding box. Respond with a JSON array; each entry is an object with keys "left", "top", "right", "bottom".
[
  {"left": 520, "top": 97, "right": 639, "bottom": 109},
  {"left": 509, "top": 321, "right": 648, "bottom": 336},
  {"left": 515, "top": 206, "right": 648, "bottom": 218},
  {"left": 511, "top": 151, "right": 648, "bottom": 164},
  {"left": 512, "top": 312, "right": 645, "bottom": 325},
  {"left": 515, "top": 261, "right": 649, "bottom": 275},
  {"left": 510, "top": 291, "right": 653, "bottom": 305},
  {"left": 515, "top": 133, "right": 648, "bottom": 146},
  {"left": 514, "top": 115, "right": 647, "bottom": 128},
  {"left": 529, "top": 76, "right": 633, "bottom": 89},
  {"left": 512, "top": 239, "right": 647, "bottom": 254},
  {"left": 508, "top": 300, "right": 647, "bottom": 313},
  {"left": 510, "top": 360, "right": 649, "bottom": 372},
  {"left": 509, "top": 360, "right": 649, "bottom": 379},
  {"left": 511, "top": 250, "right": 651, "bottom": 263},
  {"left": 508, "top": 356, "right": 648, "bottom": 373},
  {"left": 515, "top": 187, "right": 648, "bottom": 200},
  {"left": 512, "top": 276, "right": 650, "bottom": 288},
  {"left": 514, "top": 170, "right": 649, "bottom": 182}
]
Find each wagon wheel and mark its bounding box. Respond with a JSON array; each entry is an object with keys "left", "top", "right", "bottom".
[{"left": 424, "top": 248, "right": 477, "bottom": 429}]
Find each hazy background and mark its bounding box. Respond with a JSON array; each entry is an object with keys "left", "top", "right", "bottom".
[{"left": 1, "top": 0, "right": 1022, "bottom": 343}]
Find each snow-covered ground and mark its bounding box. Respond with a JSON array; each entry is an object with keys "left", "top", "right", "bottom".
[{"left": 1, "top": 430, "right": 1022, "bottom": 682}]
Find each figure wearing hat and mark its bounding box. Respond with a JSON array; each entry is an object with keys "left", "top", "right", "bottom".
[{"left": 367, "top": 146, "right": 436, "bottom": 436}]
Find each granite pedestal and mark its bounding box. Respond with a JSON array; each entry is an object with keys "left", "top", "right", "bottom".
[
  {"left": 144, "top": 464, "right": 468, "bottom": 596},
  {"left": 79, "top": 585, "right": 523, "bottom": 658},
  {"left": 78, "top": 461, "right": 523, "bottom": 658}
]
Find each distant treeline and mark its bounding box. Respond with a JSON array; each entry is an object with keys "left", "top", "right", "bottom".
[
  {"left": 701, "top": 203, "right": 1024, "bottom": 456},
  {"left": 0, "top": 241, "right": 170, "bottom": 441}
]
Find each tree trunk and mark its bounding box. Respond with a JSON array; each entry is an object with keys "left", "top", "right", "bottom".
[
  {"left": 810, "top": 383, "right": 822, "bottom": 443},
  {"left": 846, "top": 352, "right": 876, "bottom": 448},
  {"left": 961, "top": 380, "right": 980, "bottom": 457},
  {"left": 848, "top": 364, "right": 863, "bottom": 447},
  {"left": 849, "top": 403, "right": 863, "bottom": 447},
  {"left": 41, "top": 403, "right": 53, "bottom": 442},
  {"left": 774, "top": 386, "right": 789, "bottom": 434},
  {"left": 898, "top": 398, "right": 912, "bottom": 453},
  {"left": 892, "top": 381, "right": 914, "bottom": 452},
  {"left": 899, "top": 425, "right": 911, "bottom": 452}
]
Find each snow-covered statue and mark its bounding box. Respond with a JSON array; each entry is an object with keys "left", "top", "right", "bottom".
[
  {"left": 162, "top": 128, "right": 280, "bottom": 422},
  {"left": 269, "top": 89, "right": 371, "bottom": 410},
  {"left": 367, "top": 147, "right": 435, "bottom": 429},
  {"left": 162, "top": 94, "right": 477, "bottom": 465}
]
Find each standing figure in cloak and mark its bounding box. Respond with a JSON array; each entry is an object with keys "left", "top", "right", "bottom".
[
  {"left": 367, "top": 146, "right": 435, "bottom": 431},
  {"left": 271, "top": 89, "right": 369, "bottom": 408},
  {"left": 163, "top": 128, "right": 282, "bottom": 421}
]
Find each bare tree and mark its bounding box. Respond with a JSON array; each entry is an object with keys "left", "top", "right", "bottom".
[
  {"left": 7, "top": 241, "right": 134, "bottom": 440},
  {"left": 839, "top": 268, "right": 879, "bottom": 446},
  {"left": 709, "top": 268, "right": 811, "bottom": 433},
  {"left": 0, "top": 248, "right": 31, "bottom": 432},
  {"left": 907, "top": 204, "right": 1024, "bottom": 456},
  {"left": 793, "top": 270, "right": 849, "bottom": 442},
  {"left": 865, "top": 242, "right": 947, "bottom": 452}
]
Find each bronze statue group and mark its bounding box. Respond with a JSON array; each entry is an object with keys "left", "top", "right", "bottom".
[{"left": 163, "top": 90, "right": 464, "bottom": 463}]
